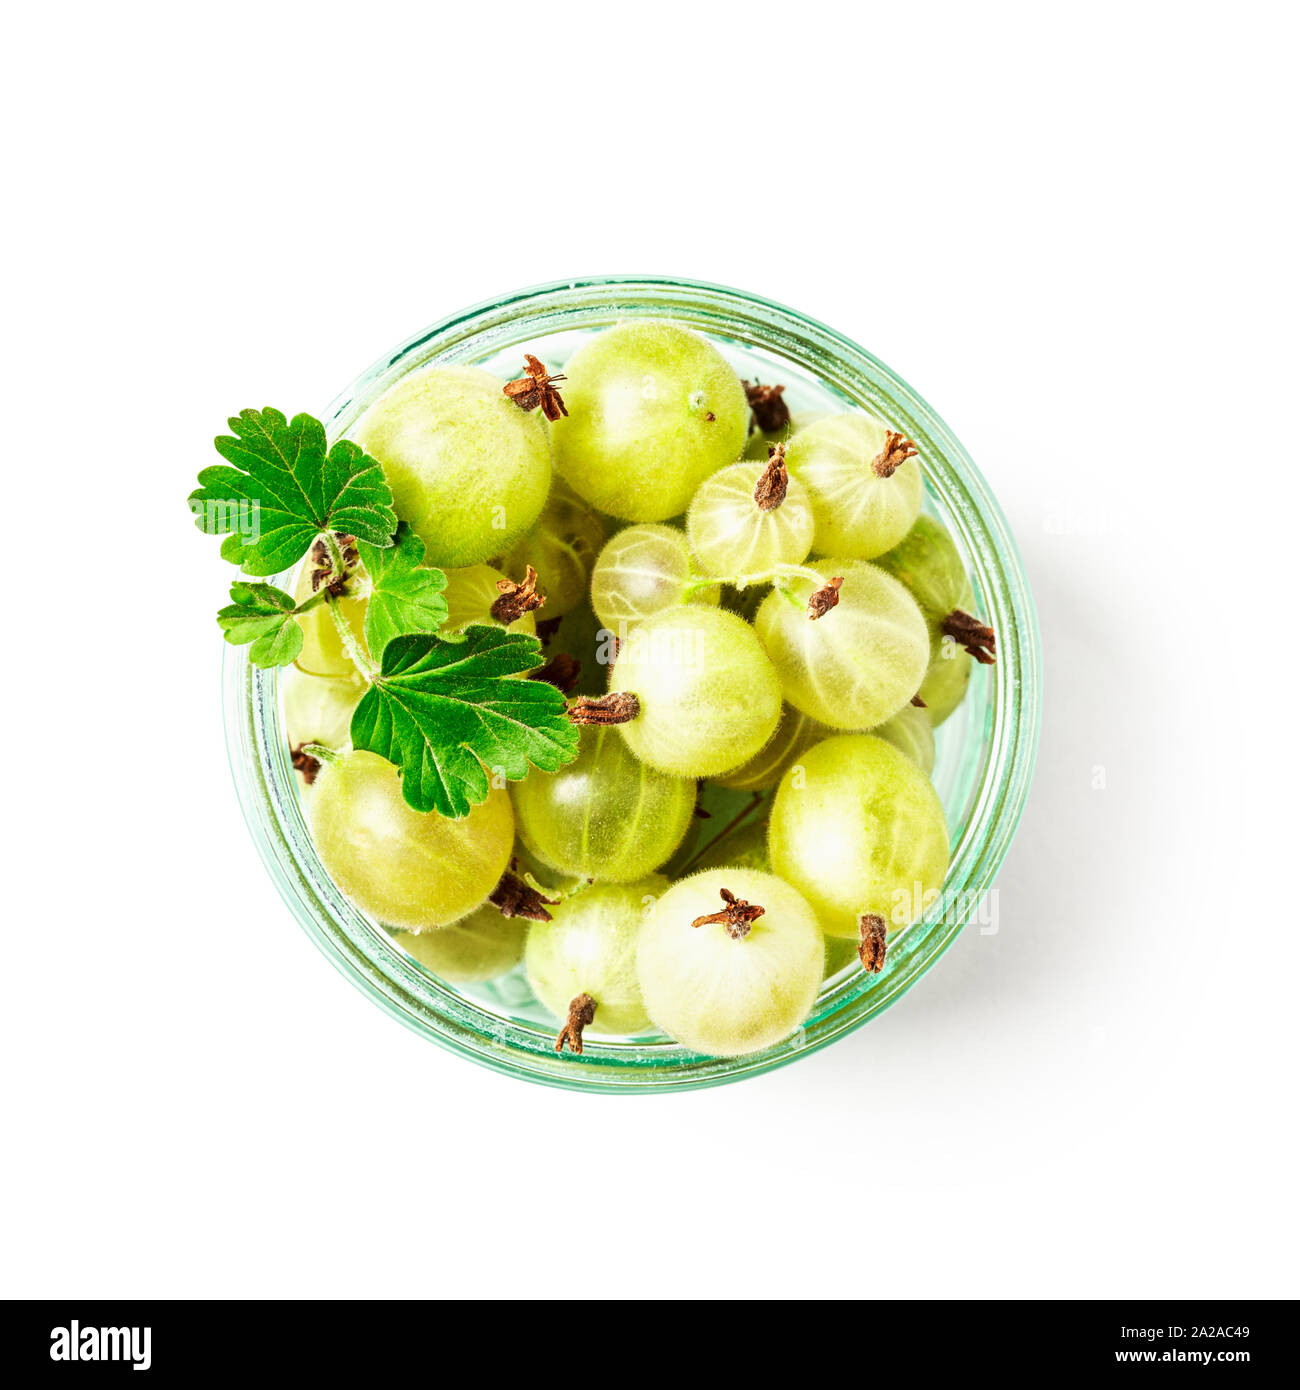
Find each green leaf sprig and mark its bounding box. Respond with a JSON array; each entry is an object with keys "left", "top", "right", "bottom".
[{"left": 193, "top": 406, "right": 579, "bottom": 816}]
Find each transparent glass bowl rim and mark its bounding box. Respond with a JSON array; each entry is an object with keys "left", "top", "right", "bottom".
[{"left": 222, "top": 273, "right": 1042, "bottom": 1093}]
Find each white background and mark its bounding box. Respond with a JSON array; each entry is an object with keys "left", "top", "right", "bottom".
[{"left": 3, "top": 1, "right": 1296, "bottom": 1300}]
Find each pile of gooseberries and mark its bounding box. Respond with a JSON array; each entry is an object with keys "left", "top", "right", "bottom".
[{"left": 285, "top": 318, "right": 997, "bottom": 1059}]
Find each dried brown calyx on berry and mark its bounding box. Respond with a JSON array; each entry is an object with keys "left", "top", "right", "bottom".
[
  {"left": 910, "top": 693, "right": 928, "bottom": 708},
  {"left": 503, "top": 353, "right": 568, "bottom": 422},
  {"left": 858, "top": 913, "right": 888, "bottom": 973},
  {"left": 489, "top": 870, "right": 560, "bottom": 923},
  {"left": 942, "top": 608, "right": 997, "bottom": 664},
  {"left": 290, "top": 744, "right": 321, "bottom": 785},
  {"left": 566, "top": 692, "right": 640, "bottom": 725},
  {"left": 529, "top": 651, "right": 582, "bottom": 694},
  {"left": 743, "top": 380, "right": 791, "bottom": 435},
  {"left": 490, "top": 565, "right": 546, "bottom": 624},
  {"left": 807, "top": 575, "right": 844, "bottom": 620},
  {"left": 753, "top": 443, "right": 789, "bottom": 511},
  {"left": 555, "top": 993, "right": 597, "bottom": 1054},
  {"left": 692, "top": 887, "right": 766, "bottom": 941},
  {"left": 871, "top": 429, "right": 919, "bottom": 479},
  {"left": 309, "top": 533, "right": 360, "bottom": 596}
]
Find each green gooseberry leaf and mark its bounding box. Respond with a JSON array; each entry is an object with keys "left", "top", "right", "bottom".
[
  {"left": 217, "top": 582, "right": 305, "bottom": 669},
  {"left": 351, "top": 625, "right": 580, "bottom": 818},
  {"left": 356, "top": 523, "right": 449, "bottom": 661},
  {"left": 190, "top": 407, "right": 398, "bottom": 576}
]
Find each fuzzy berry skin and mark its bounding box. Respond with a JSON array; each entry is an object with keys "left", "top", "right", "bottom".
[
  {"left": 784, "top": 413, "right": 924, "bottom": 559},
  {"left": 502, "top": 482, "right": 605, "bottom": 618},
  {"left": 755, "top": 560, "right": 930, "bottom": 731},
  {"left": 687, "top": 458, "right": 816, "bottom": 577},
  {"left": 612, "top": 606, "right": 783, "bottom": 780},
  {"left": 875, "top": 514, "right": 977, "bottom": 726},
  {"left": 355, "top": 365, "right": 552, "bottom": 569},
  {"left": 439, "top": 563, "right": 537, "bottom": 636},
  {"left": 512, "top": 725, "right": 695, "bottom": 883},
  {"left": 590, "top": 523, "right": 720, "bottom": 632},
  {"left": 637, "top": 869, "right": 824, "bottom": 1057},
  {"left": 551, "top": 321, "right": 748, "bottom": 522},
  {"left": 525, "top": 878, "right": 664, "bottom": 1039},
  {"left": 395, "top": 907, "right": 527, "bottom": 983},
  {"left": 768, "top": 734, "right": 949, "bottom": 940},
  {"left": 308, "top": 751, "right": 513, "bottom": 931}
]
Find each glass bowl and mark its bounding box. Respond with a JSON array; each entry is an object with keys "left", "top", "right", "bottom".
[{"left": 222, "top": 275, "right": 1041, "bottom": 1092}]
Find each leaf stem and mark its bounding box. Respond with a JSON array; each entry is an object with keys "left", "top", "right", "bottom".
[
  {"left": 321, "top": 530, "right": 351, "bottom": 579},
  {"left": 679, "top": 792, "right": 765, "bottom": 875},
  {"left": 741, "top": 562, "right": 828, "bottom": 590},
  {"left": 681, "top": 576, "right": 721, "bottom": 597},
  {"left": 299, "top": 743, "right": 340, "bottom": 764},
  {"left": 292, "top": 588, "right": 332, "bottom": 615},
  {"left": 327, "top": 593, "right": 377, "bottom": 680},
  {"left": 314, "top": 529, "right": 380, "bottom": 679},
  {"left": 682, "top": 561, "right": 827, "bottom": 598}
]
